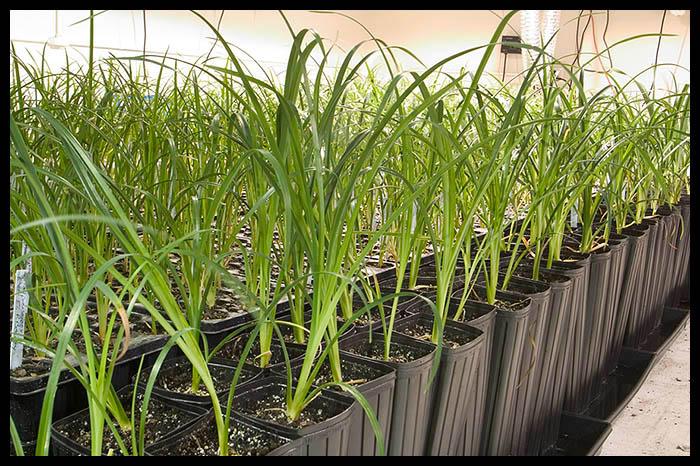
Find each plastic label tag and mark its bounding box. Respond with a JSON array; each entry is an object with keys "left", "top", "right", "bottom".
[
  {"left": 10, "top": 269, "right": 30, "bottom": 370},
  {"left": 570, "top": 199, "right": 579, "bottom": 229}
]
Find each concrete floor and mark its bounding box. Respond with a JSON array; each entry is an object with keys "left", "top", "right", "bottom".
[{"left": 599, "top": 320, "right": 690, "bottom": 456}]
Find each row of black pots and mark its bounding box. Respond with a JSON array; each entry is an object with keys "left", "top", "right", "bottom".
[
  {"left": 514, "top": 199, "right": 689, "bottom": 453},
  {"left": 624, "top": 203, "right": 690, "bottom": 349},
  {"left": 153, "top": 281, "right": 490, "bottom": 456},
  {"left": 396, "top": 201, "right": 688, "bottom": 455},
  {"left": 12, "top": 196, "right": 688, "bottom": 455},
  {"left": 9, "top": 291, "right": 300, "bottom": 451},
  {"left": 10, "top": 308, "right": 172, "bottom": 448},
  {"left": 361, "top": 256, "right": 606, "bottom": 456},
  {"left": 28, "top": 268, "right": 605, "bottom": 457}
]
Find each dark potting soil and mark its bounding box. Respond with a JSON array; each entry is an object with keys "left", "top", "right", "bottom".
[
  {"left": 395, "top": 319, "right": 472, "bottom": 348},
  {"left": 295, "top": 357, "right": 387, "bottom": 391},
  {"left": 150, "top": 414, "right": 290, "bottom": 456},
  {"left": 343, "top": 337, "right": 433, "bottom": 363},
  {"left": 9, "top": 357, "right": 54, "bottom": 378},
  {"left": 145, "top": 359, "right": 255, "bottom": 396},
  {"left": 216, "top": 333, "right": 303, "bottom": 369},
  {"left": 469, "top": 288, "right": 529, "bottom": 312},
  {"left": 153, "top": 284, "right": 248, "bottom": 320},
  {"left": 54, "top": 390, "right": 201, "bottom": 456},
  {"left": 337, "top": 296, "right": 413, "bottom": 327},
  {"left": 513, "top": 266, "right": 570, "bottom": 283},
  {"left": 234, "top": 384, "right": 342, "bottom": 431}
]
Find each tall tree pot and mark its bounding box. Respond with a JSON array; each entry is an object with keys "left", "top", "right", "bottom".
[
  {"left": 339, "top": 331, "right": 437, "bottom": 456},
  {"left": 519, "top": 255, "right": 587, "bottom": 453},
  {"left": 273, "top": 350, "right": 397, "bottom": 456},
  {"left": 391, "top": 311, "right": 485, "bottom": 456},
  {"left": 505, "top": 264, "right": 573, "bottom": 456},
  {"left": 491, "top": 274, "right": 552, "bottom": 457},
  {"left": 410, "top": 297, "right": 498, "bottom": 457},
  {"left": 623, "top": 216, "right": 659, "bottom": 349},
  {"left": 608, "top": 224, "right": 649, "bottom": 383},
  {"left": 470, "top": 283, "right": 532, "bottom": 456},
  {"left": 229, "top": 375, "right": 356, "bottom": 456}
]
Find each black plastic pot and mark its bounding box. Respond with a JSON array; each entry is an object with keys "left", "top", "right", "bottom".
[
  {"left": 664, "top": 205, "right": 685, "bottom": 309},
  {"left": 136, "top": 355, "right": 263, "bottom": 407},
  {"left": 336, "top": 294, "right": 415, "bottom": 334},
  {"left": 624, "top": 216, "right": 659, "bottom": 349},
  {"left": 506, "top": 265, "right": 573, "bottom": 456},
  {"left": 454, "top": 299, "right": 498, "bottom": 456},
  {"left": 654, "top": 206, "right": 682, "bottom": 324},
  {"left": 392, "top": 312, "right": 485, "bottom": 456},
  {"left": 230, "top": 375, "right": 356, "bottom": 456},
  {"left": 593, "top": 233, "right": 629, "bottom": 399},
  {"left": 674, "top": 194, "right": 691, "bottom": 305},
  {"left": 516, "top": 254, "right": 587, "bottom": 438},
  {"left": 608, "top": 225, "right": 648, "bottom": 384},
  {"left": 211, "top": 328, "right": 307, "bottom": 375},
  {"left": 518, "top": 254, "right": 588, "bottom": 454},
  {"left": 644, "top": 211, "right": 669, "bottom": 345},
  {"left": 109, "top": 326, "right": 171, "bottom": 393},
  {"left": 339, "top": 331, "right": 437, "bottom": 456},
  {"left": 10, "top": 309, "right": 171, "bottom": 445},
  {"left": 375, "top": 273, "right": 440, "bottom": 300},
  {"left": 577, "top": 245, "right": 612, "bottom": 412},
  {"left": 643, "top": 210, "right": 668, "bottom": 338},
  {"left": 405, "top": 296, "right": 497, "bottom": 457},
  {"left": 145, "top": 408, "right": 305, "bottom": 456},
  {"left": 274, "top": 350, "right": 397, "bottom": 456},
  {"left": 493, "top": 274, "right": 551, "bottom": 456},
  {"left": 668, "top": 199, "right": 690, "bottom": 308},
  {"left": 414, "top": 263, "right": 468, "bottom": 291},
  {"left": 10, "top": 357, "right": 86, "bottom": 445},
  {"left": 471, "top": 283, "right": 532, "bottom": 456},
  {"left": 51, "top": 384, "right": 208, "bottom": 456},
  {"left": 129, "top": 290, "right": 254, "bottom": 348}
]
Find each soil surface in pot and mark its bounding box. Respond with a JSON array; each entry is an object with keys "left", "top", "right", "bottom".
[
  {"left": 293, "top": 356, "right": 389, "bottom": 390},
  {"left": 396, "top": 319, "right": 474, "bottom": 349},
  {"left": 215, "top": 332, "right": 305, "bottom": 369},
  {"left": 343, "top": 336, "right": 433, "bottom": 363},
  {"left": 337, "top": 296, "right": 413, "bottom": 328},
  {"left": 54, "top": 388, "right": 202, "bottom": 455},
  {"left": 9, "top": 356, "right": 55, "bottom": 379},
  {"left": 143, "top": 358, "right": 257, "bottom": 396},
  {"left": 149, "top": 414, "right": 291, "bottom": 456},
  {"left": 234, "top": 382, "right": 345, "bottom": 430},
  {"left": 151, "top": 282, "right": 249, "bottom": 321},
  {"left": 469, "top": 288, "right": 530, "bottom": 312}
]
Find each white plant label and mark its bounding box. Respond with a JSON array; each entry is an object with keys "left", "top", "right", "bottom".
[
  {"left": 570, "top": 199, "right": 579, "bottom": 229},
  {"left": 10, "top": 269, "right": 30, "bottom": 370},
  {"left": 411, "top": 201, "right": 418, "bottom": 234}
]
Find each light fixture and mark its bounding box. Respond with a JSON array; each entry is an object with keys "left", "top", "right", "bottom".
[
  {"left": 670, "top": 10, "right": 686, "bottom": 17},
  {"left": 520, "top": 10, "right": 561, "bottom": 68}
]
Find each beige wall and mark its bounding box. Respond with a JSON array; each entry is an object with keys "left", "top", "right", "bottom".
[{"left": 10, "top": 10, "right": 690, "bottom": 92}]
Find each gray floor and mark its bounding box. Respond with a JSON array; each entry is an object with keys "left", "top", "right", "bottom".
[{"left": 599, "top": 319, "right": 690, "bottom": 456}]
